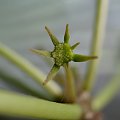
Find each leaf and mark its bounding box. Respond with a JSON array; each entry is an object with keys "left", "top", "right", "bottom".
[
  {"left": 64, "top": 24, "right": 70, "bottom": 43},
  {"left": 43, "top": 64, "right": 60, "bottom": 85},
  {"left": 30, "top": 49, "right": 51, "bottom": 57},
  {"left": 45, "top": 26, "right": 59, "bottom": 46},
  {"left": 71, "top": 42, "right": 80, "bottom": 50},
  {"left": 72, "top": 54, "right": 98, "bottom": 62}
]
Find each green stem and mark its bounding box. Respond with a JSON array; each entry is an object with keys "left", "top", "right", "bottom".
[
  {"left": 0, "top": 42, "right": 62, "bottom": 98},
  {"left": 82, "top": 0, "right": 109, "bottom": 91},
  {"left": 92, "top": 67, "right": 120, "bottom": 111},
  {"left": 0, "top": 90, "right": 82, "bottom": 120},
  {"left": 64, "top": 63, "right": 76, "bottom": 103},
  {"left": 0, "top": 70, "right": 53, "bottom": 100}
]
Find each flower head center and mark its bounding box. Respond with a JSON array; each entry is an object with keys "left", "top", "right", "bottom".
[{"left": 51, "top": 43, "right": 73, "bottom": 66}]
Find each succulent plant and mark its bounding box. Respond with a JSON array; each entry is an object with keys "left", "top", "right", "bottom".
[{"left": 31, "top": 24, "right": 97, "bottom": 85}]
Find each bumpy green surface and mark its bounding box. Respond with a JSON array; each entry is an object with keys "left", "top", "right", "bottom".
[{"left": 51, "top": 43, "right": 73, "bottom": 66}]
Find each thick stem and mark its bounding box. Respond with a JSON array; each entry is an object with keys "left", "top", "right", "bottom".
[
  {"left": 0, "top": 42, "right": 62, "bottom": 98},
  {"left": 92, "top": 68, "right": 120, "bottom": 111},
  {"left": 82, "top": 0, "right": 109, "bottom": 91},
  {"left": 0, "top": 90, "right": 82, "bottom": 120},
  {"left": 64, "top": 63, "right": 76, "bottom": 103}
]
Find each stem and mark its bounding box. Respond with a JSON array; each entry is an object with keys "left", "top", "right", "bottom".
[
  {"left": 82, "top": 0, "right": 109, "bottom": 91},
  {"left": 0, "top": 90, "right": 82, "bottom": 120},
  {"left": 0, "top": 70, "right": 53, "bottom": 100},
  {"left": 92, "top": 67, "right": 120, "bottom": 111},
  {"left": 64, "top": 63, "right": 76, "bottom": 103},
  {"left": 0, "top": 42, "right": 62, "bottom": 98}
]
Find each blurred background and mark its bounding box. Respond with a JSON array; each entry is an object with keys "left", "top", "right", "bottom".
[{"left": 0, "top": 0, "right": 120, "bottom": 120}]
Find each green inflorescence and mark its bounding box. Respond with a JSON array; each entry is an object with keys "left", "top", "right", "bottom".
[
  {"left": 51, "top": 43, "right": 73, "bottom": 66},
  {"left": 31, "top": 24, "right": 97, "bottom": 85}
]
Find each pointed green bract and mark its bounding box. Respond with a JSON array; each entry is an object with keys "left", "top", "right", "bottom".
[
  {"left": 64, "top": 24, "right": 70, "bottom": 43},
  {"left": 72, "top": 54, "right": 98, "bottom": 62},
  {"left": 45, "top": 26, "right": 59, "bottom": 46},
  {"left": 30, "top": 49, "right": 51, "bottom": 57},
  {"left": 71, "top": 42, "right": 80, "bottom": 50},
  {"left": 43, "top": 64, "right": 60, "bottom": 85}
]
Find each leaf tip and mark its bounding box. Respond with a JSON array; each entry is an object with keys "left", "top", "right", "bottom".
[
  {"left": 91, "top": 56, "right": 98, "bottom": 59},
  {"left": 29, "top": 48, "right": 36, "bottom": 53},
  {"left": 71, "top": 42, "right": 80, "bottom": 50}
]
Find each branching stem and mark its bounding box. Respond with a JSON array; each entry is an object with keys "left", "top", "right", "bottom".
[
  {"left": 0, "top": 42, "right": 62, "bottom": 98},
  {"left": 64, "top": 63, "right": 76, "bottom": 103},
  {"left": 92, "top": 67, "right": 120, "bottom": 111},
  {"left": 82, "top": 0, "right": 109, "bottom": 91}
]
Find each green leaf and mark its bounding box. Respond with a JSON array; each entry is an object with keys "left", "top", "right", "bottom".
[
  {"left": 30, "top": 49, "right": 51, "bottom": 57},
  {"left": 64, "top": 24, "right": 70, "bottom": 43},
  {"left": 45, "top": 26, "right": 59, "bottom": 46},
  {"left": 43, "top": 64, "right": 60, "bottom": 85},
  {"left": 72, "top": 54, "right": 98, "bottom": 62},
  {"left": 71, "top": 42, "right": 80, "bottom": 50}
]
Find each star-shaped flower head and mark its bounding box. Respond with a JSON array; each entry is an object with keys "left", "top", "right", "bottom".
[{"left": 31, "top": 24, "right": 97, "bottom": 85}]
